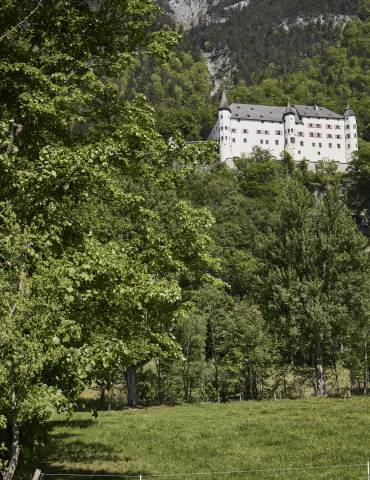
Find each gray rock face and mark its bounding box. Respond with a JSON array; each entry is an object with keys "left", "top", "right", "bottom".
[
  {"left": 164, "top": 0, "right": 210, "bottom": 29},
  {"left": 160, "top": 0, "right": 250, "bottom": 28}
]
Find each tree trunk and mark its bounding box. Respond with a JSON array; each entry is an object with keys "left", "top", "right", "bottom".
[
  {"left": 3, "top": 392, "right": 20, "bottom": 480},
  {"left": 364, "top": 338, "right": 368, "bottom": 396},
  {"left": 215, "top": 363, "right": 220, "bottom": 402},
  {"left": 283, "top": 371, "right": 288, "bottom": 398},
  {"left": 183, "top": 362, "right": 190, "bottom": 402},
  {"left": 157, "top": 359, "right": 162, "bottom": 404},
  {"left": 314, "top": 342, "right": 326, "bottom": 397},
  {"left": 99, "top": 387, "right": 106, "bottom": 410},
  {"left": 332, "top": 343, "right": 340, "bottom": 395},
  {"left": 249, "top": 367, "right": 254, "bottom": 400},
  {"left": 125, "top": 366, "right": 139, "bottom": 408}
]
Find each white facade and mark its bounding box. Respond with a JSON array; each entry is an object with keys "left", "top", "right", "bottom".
[{"left": 209, "top": 95, "right": 358, "bottom": 172}]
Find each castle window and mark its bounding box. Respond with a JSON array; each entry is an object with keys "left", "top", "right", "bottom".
[
  {"left": 260, "top": 140, "right": 264, "bottom": 145},
  {"left": 347, "top": 144, "right": 350, "bottom": 149},
  {"left": 300, "top": 141, "right": 304, "bottom": 146},
  {"left": 317, "top": 133, "right": 322, "bottom": 138},
  {"left": 336, "top": 134, "right": 342, "bottom": 139},
  {"left": 337, "top": 144, "right": 341, "bottom": 148},
  {"left": 318, "top": 152, "right": 321, "bottom": 155},
  {"left": 312, "top": 142, "right": 316, "bottom": 147},
  {"left": 346, "top": 125, "right": 350, "bottom": 130},
  {"left": 257, "top": 130, "right": 262, "bottom": 134},
  {"left": 316, "top": 124, "right": 322, "bottom": 128},
  {"left": 309, "top": 132, "right": 314, "bottom": 138},
  {"left": 232, "top": 128, "right": 236, "bottom": 133},
  {"left": 290, "top": 137, "right": 295, "bottom": 144},
  {"left": 298, "top": 151, "right": 301, "bottom": 154},
  {"left": 221, "top": 136, "right": 224, "bottom": 141},
  {"left": 242, "top": 129, "right": 248, "bottom": 134},
  {"left": 354, "top": 133, "right": 357, "bottom": 138},
  {"left": 225, "top": 126, "right": 228, "bottom": 130},
  {"left": 297, "top": 132, "right": 304, "bottom": 137},
  {"left": 265, "top": 140, "right": 269, "bottom": 145},
  {"left": 221, "top": 115, "right": 223, "bottom": 119},
  {"left": 335, "top": 125, "right": 341, "bottom": 130},
  {"left": 221, "top": 126, "right": 224, "bottom": 130},
  {"left": 329, "top": 143, "right": 332, "bottom": 148},
  {"left": 319, "top": 143, "right": 322, "bottom": 148},
  {"left": 264, "top": 130, "right": 270, "bottom": 135},
  {"left": 275, "top": 140, "right": 279, "bottom": 145},
  {"left": 232, "top": 138, "right": 236, "bottom": 143},
  {"left": 346, "top": 134, "right": 350, "bottom": 139},
  {"left": 244, "top": 138, "right": 247, "bottom": 143},
  {"left": 326, "top": 125, "right": 332, "bottom": 129},
  {"left": 276, "top": 130, "right": 282, "bottom": 135},
  {"left": 327, "top": 134, "right": 333, "bottom": 139},
  {"left": 309, "top": 123, "right": 314, "bottom": 128}
]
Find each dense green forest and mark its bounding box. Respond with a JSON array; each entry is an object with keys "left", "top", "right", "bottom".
[
  {"left": 188, "top": 0, "right": 363, "bottom": 82},
  {"left": 0, "top": 1, "right": 369, "bottom": 479}
]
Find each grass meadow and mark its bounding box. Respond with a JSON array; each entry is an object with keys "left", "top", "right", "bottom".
[{"left": 35, "top": 398, "right": 370, "bottom": 480}]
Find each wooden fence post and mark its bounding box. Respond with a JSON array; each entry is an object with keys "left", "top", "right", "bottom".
[{"left": 32, "top": 469, "right": 42, "bottom": 480}]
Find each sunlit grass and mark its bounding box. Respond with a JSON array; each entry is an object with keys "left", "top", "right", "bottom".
[{"left": 35, "top": 398, "right": 370, "bottom": 480}]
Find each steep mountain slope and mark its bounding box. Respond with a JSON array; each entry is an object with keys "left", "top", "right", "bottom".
[
  {"left": 158, "top": 0, "right": 210, "bottom": 29},
  {"left": 160, "top": 0, "right": 362, "bottom": 85}
]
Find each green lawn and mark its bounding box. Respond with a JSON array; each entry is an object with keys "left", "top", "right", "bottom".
[{"left": 36, "top": 398, "right": 370, "bottom": 480}]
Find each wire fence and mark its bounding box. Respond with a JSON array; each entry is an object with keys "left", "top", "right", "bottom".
[{"left": 38, "top": 461, "right": 370, "bottom": 480}]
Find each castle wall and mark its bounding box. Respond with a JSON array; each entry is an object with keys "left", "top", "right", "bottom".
[{"left": 211, "top": 103, "right": 358, "bottom": 171}]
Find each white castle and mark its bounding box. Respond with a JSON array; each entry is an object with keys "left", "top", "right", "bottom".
[{"left": 209, "top": 92, "right": 358, "bottom": 171}]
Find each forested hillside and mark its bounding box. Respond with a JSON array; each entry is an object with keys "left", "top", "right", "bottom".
[
  {"left": 186, "top": 0, "right": 362, "bottom": 82},
  {"left": 127, "top": 1, "right": 370, "bottom": 145},
  {"left": 0, "top": 1, "right": 369, "bottom": 479}
]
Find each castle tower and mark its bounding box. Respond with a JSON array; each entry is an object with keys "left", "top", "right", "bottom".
[
  {"left": 218, "top": 91, "right": 232, "bottom": 165},
  {"left": 344, "top": 105, "right": 358, "bottom": 162},
  {"left": 283, "top": 103, "right": 296, "bottom": 157}
]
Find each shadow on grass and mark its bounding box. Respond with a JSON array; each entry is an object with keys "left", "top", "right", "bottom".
[
  {"left": 49, "top": 418, "right": 96, "bottom": 430},
  {"left": 43, "top": 439, "right": 122, "bottom": 463},
  {"left": 38, "top": 467, "right": 153, "bottom": 478},
  {"left": 19, "top": 467, "right": 154, "bottom": 480}
]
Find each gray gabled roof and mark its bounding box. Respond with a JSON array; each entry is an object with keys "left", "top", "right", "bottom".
[
  {"left": 229, "top": 103, "right": 344, "bottom": 122},
  {"left": 294, "top": 105, "right": 343, "bottom": 119}
]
